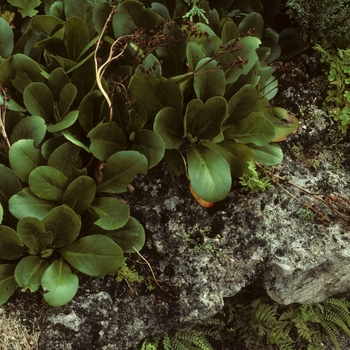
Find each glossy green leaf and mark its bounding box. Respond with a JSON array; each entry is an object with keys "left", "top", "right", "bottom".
[
  {"left": 62, "top": 131, "right": 91, "bottom": 153},
  {"left": 136, "top": 54, "right": 162, "bottom": 78},
  {"left": 132, "top": 129, "right": 165, "bottom": 169},
  {"left": 92, "top": 2, "right": 111, "bottom": 34},
  {"left": 9, "top": 139, "right": 46, "bottom": 182},
  {"left": 71, "top": 60, "right": 96, "bottom": 103},
  {"left": 225, "top": 36, "right": 261, "bottom": 84},
  {"left": 0, "top": 264, "right": 17, "bottom": 305},
  {"left": 47, "top": 142, "right": 87, "bottom": 181},
  {"left": 187, "top": 144, "right": 231, "bottom": 202},
  {"left": 194, "top": 58, "right": 225, "bottom": 102},
  {"left": 14, "top": 256, "right": 49, "bottom": 292},
  {"left": 128, "top": 74, "right": 183, "bottom": 119},
  {"left": 97, "top": 150, "right": 148, "bottom": 193},
  {"left": 30, "top": 15, "right": 65, "bottom": 36},
  {"left": 203, "top": 140, "right": 254, "bottom": 179},
  {"left": 47, "top": 67, "right": 71, "bottom": 101},
  {"left": 89, "top": 197, "right": 129, "bottom": 230},
  {"left": 184, "top": 99, "right": 203, "bottom": 136},
  {"left": 223, "top": 114, "right": 276, "bottom": 146},
  {"left": 10, "top": 54, "right": 45, "bottom": 93},
  {"left": 186, "top": 41, "right": 205, "bottom": 71},
  {"left": 64, "top": 16, "right": 89, "bottom": 62},
  {"left": 58, "top": 83, "right": 77, "bottom": 117},
  {"left": 41, "top": 136, "right": 66, "bottom": 160},
  {"left": 10, "top": 116, "right": 47, "bottom": 148},
  {"left": 221, "top": 20, "right": 238, "bottom": 44},
  {"left": 28, "top": 166, "right": 69, "bottom": 201},
  {"left": 17, "top": 217, "right": 53, "bottom": 254},
  {"left": 42, "top": 205, "right": 81, "bottom": 248},
  {"left": 62, "top": 176, "right": 96, "bottom": 214},
  {"left": 41, "top": 259, "right": 79, "bottom": 307},
  {"left": 154, "top": 107, "right": 184, "bottom": 149},
  {"left": 0, "top": 17, "right": 14, "bottom": 58},
  {"left": 163, "top": 149, "right": 185, "bottom": 177},
  {"left": 9, "top": 188, "right": 56, "bottom": 220},
  {"left": 0, "top": 225, "right": 27, "bottom": 260},
  {"left": 23, "top": 82, "right": 55, "bottom": 123},
  {"left": 238, "top": 12, "right": 264, "bottom": 39},
  {"left": 47, "top": 110, "right": 79, "bottom": 133},
  {"left": 264, "top": 108, "right": 299, "bottom": 142},
  {"left": 192, "top": 96, "right": 227, "bottom": 140},
  {"left": 225, "top": 84, "right": 258, "bottom": 124},
  {"left": 78, "top": 90, "right": 104, "bottom": 132},
  {"left": 7, "top": 0, "right": 41, "bottom": 17},
  {"left": 106, "top": 216, "right": 145, "bottom": 253},
  {"left": 250, "top": 143, "right": 283, "bottom": 165},
  {"left": 127, "top": 101, "right": 147, "bottom": 134},
  {"left": 87, "top": 122, "right": 127, "bottom": 161},
  {"left": 61, "top": 235, "right": 124, "bottom": 276}
]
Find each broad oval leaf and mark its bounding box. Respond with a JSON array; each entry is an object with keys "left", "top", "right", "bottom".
[
  {"left": 29, "top": 166, "right": 69, "bottom": 201},
  {"left": 41, "top": 259, "right": 79, "bottom": 307},
  {"left": 62, "top": 175, "right": 96, "bottom": 214},
  {"left": 187, "top": 144, "right": 231, "bottom": 202},
  {"left": 87, "top": 122, "right": 127, "bottom": 161},
  {"left": 10, "top": 115, "right": 47, "bottom": 148},
  {"left": 23, "top": 82, "right": 55, "bottom": 123},
  {"left": 78, "top": 90, "right": 104, "bottom": 132},
  {"left": 30, "top": 15, "right": 65, "bottom": 36},
  {"left": 47, "top": 110, "right": 79, "bottom": 133},
  {"left": 184, "top": 99, "right": 203, "bottom": 136},
  {"left": 132, "top": 129, "right": 165, "bottom": 169},
  {"left": 194, "top": 58, "right": 225, "bottom": 102},
  {"left": 0, "top": 17, "right": 14, "bottom": 58},
  {"left": 105, "top": 216, "right": 145, "bottom": 253},
  {"left": 0, "top": 225, "right": 27, "bottom": 260},
  {"left": 250, "top": 143, "right": 283, "bottom": 165},
  {"left": 9, "top": 188, "right": 56, "bottom": 221},
  {"left": 89, "top": 197, "right": 129, "bottom": 230},
  {"left": 9, "top": 139, "right": 46, "bottom": 182},
  {"left": 17, "top": 217, "right": 53, "bottom": 254},
  {"left": 192, "top": 96, "right": 227, "bottom": 140},
  {"left": 14, "top": 256, "right": 49, "bottom": 292},
  {"left": 186, "top": 41, "right": 205, "bottom": 71},
  {"left": 58, "top": 83, "right": 77, "bottom": 117},
  {"left": 61, "top": 235, "right": 124, "bottom": 276},
  {"left": 0, "top": 264, "right": 17, "bottom": 305},
  {"left": 154, "top": 107, "right": 184, "bottom": 149},
  {"left": 223, "top": 114, "right": 276, "bottom": 146},
  {"left": 97, "top": 151, "right": 148, "bottom": 193},
  {"left": 42, "top": 205, "right": 81, "bottom": 248}
]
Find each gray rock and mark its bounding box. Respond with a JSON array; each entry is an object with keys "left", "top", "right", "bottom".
[{"left": 37, "top": 113, "right": 350, "bottom": 348}]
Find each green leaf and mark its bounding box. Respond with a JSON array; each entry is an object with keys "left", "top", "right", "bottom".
[
  {"left": 132, "top": 129, "right": 165, "bottom": 169},
  {"left": 154, "top": 107, "right": 184, "bottom": 149},
  {"left": 42, "top": 205, "right": 81, "bottom": 248},
  {"left": 0, "top": 264, "right": 17, "bottom": 305},
  {"left": 47, "top": 110, "right": 79, "bottom": 133},
  {"left": 58, "top": 83, "right": 77, "bottom": 117},
  {"left": 0, "top": 17, "right": 14, "bottom": 58},
  {"left": 126, "top": 101, "right": 147, "bottom": 134},
  {"left": 221, "top": 20, "right": 238, "bottom": 44},
  {"left": 61, "top": 235, "right": 124, "bottom": 276},
  {"left": 186, "top": 41, "right": 205, "bottom": 71},
  {"left": 225, "top": 84, "right": 258, "bottom": 124},
  {"left": 250, "top": 143, "right": 283, "bottom": 166},
  {"left": 223, "top": 114, "right": 276, "bottom": 146},
  {"left": 0, "top": 225, "right": 27, "bottom": 260},
  {"left": 30, "top": 15, "right": 65, "bottom": 36},
  {"left": 14, "top": 256, "right": 49, "bottom": 292},
  {"left": 0, "top": 203, "right": 2, "bottom": 224},
  {"left": 17, "top": 217, "right": 53, "bottom": 254},
  {"left": 163, "top": 149, "right": 185, "bottom": 177},
  {"left": 78, "top": 90, "right": 104, "bottom": 132},
  {"left": 9, "top": 188, "right": 57, "bottom": 220},
  {"left": 238, "top": 12, "right": 264, "bottom": 39},
  {"left": 10, "top": 116, "right": 47, "bottom": 148},
  {"left": 47, "top": 142, "right": 87, "bottom": 181},
  {"left": 7, "top": 0, "right": 41, "bottom": 17},
  {"left": 87, "top": 122, "right": 127, "bottom": 161},
  {"left": 192, "top": 96, "right": 227, "bottom": 140},
  {"left": 203, "top": 140, "right": 254, "bottom": 179},
  {"left": 9, "top": 139, "right": 46, "bottom": 182},
  {"left": 47, "top": 67, "right": 71, "bottom": 101},
  {"left": 106, "top": 216, "right": 145, "bottom": 253},
  {"left": 187, "top": 144, "right": 231, "bottom": 202},
  {"left": 64, "top": 16, "right": 89, "bottom": 62},
  {"left": 62, "top": 176, "right": 96, "bottom": 214},
  {"left": 28, "top": 166, "right": 69, "bottom": 202},
  {"left": 41, "top": 136, "right": 66, "bottom": 160},
  {"left": 41, "top": 259, "right": 79, "bottom": 307},
  {"left": 194, "top": 58, "right": 225, "bottom": 102},
  {"left": 97, "top": 151, "right": 148, "bottom": 193},
  {"left": 264, "top": 108, "right": 299, "bottom": 142},
  {"left": 0, "top": 164, "right": 22, "bottom": 224},
  {"left": 184, "top": 99, "right": 203, "bottom": 136},
  {"left": 62, "top": 131, "right": 91, "bottom": 153},
  {"left": 89, "top": 197, "right": 129, "bottom": 230},
  {"left": 23, "top": 82, "right": 55, "bottom": 123},
  {"left": 128, "top": 74, "right": 183, "bottom": 119}
]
